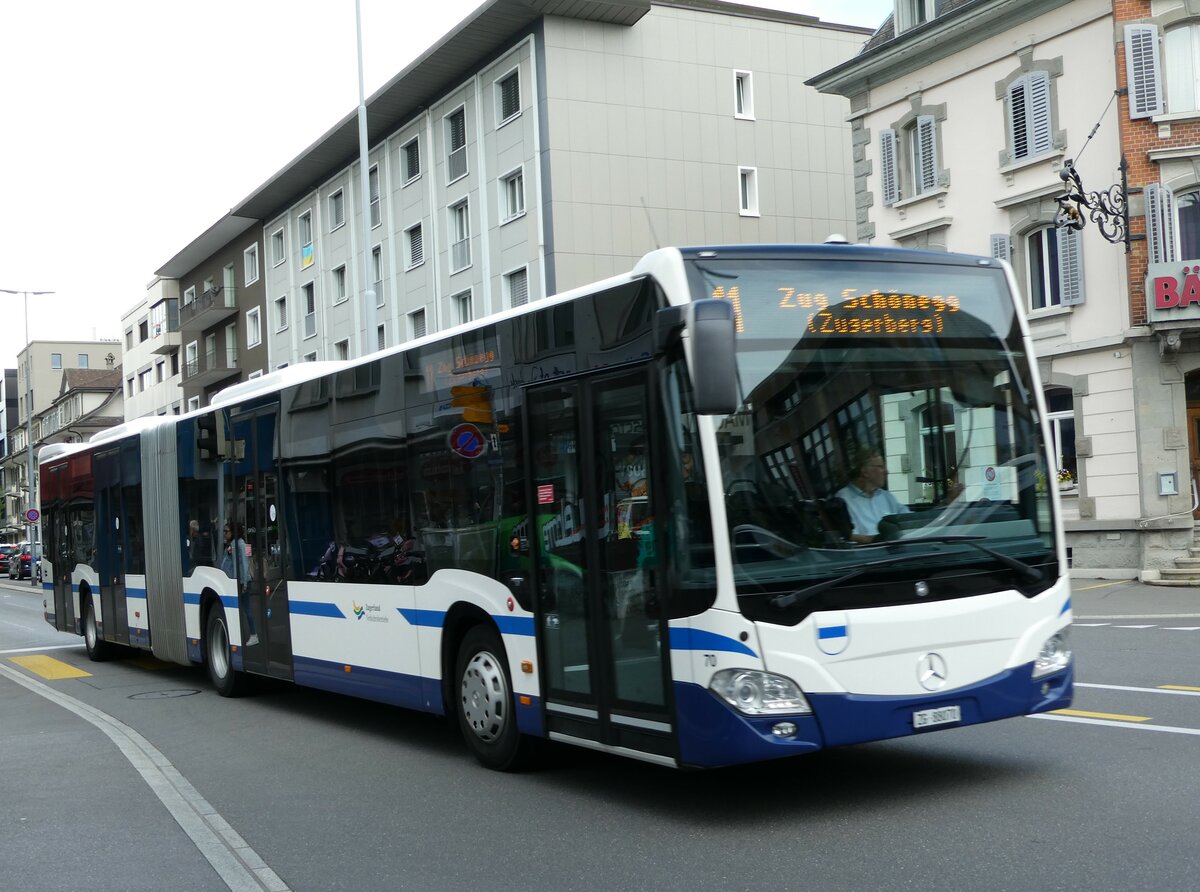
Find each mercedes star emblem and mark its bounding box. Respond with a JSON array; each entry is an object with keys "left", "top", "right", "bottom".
[{"left": 918, "top": 652, "right": 948, "bottom": 691}]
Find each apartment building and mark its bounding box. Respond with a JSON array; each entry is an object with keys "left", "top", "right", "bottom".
[
  {"left": 156, "top": 0, "right": 869, "bottom": 386},
  {"left": 121, "top": 276, "right": 185, "bottom": 420},
  {"left": 3, "top": 340, "right": 120, "bottom": 546}
]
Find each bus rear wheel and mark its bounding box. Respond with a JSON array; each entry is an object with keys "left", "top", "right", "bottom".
[
  {"left": 82, "top": 597, "right": 111, "bottom": 662},
  {"left": 455, "top": 625, "right": 525, "bottom": 771},
  {"left": 205, "top": 606, "right": 245, "bottom": 697}
]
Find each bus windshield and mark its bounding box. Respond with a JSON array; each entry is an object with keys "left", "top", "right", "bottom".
[{"left": 685, "top": 254, "right": 1058, "bottom": 622}]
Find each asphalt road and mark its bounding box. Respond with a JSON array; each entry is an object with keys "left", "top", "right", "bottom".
[{"left": 2, "top": 577, "right": 1198, "bottom": 892}]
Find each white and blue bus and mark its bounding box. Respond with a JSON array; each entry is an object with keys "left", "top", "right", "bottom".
[{"left": 39, "top": 243, "right": 1073, "bottom": 770}]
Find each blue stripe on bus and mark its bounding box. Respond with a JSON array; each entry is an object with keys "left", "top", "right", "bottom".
[
  {"left": 817, "top": 625, "right": 848, "bottom": 640},
  {"left": 1060, "top": 597, "right": 1071, "bottom": 615},
  {"left": 292, "top": 656, "right": 435, "bottom": 713},
  {"left": 669, "top": 627, "right": 757, "bottom": 658},
  {"left": 396, "top": 609, "right": 535, "bottom": 637},
  {"left": 290, "top": 600, "right": 347, "bottom": 618}
]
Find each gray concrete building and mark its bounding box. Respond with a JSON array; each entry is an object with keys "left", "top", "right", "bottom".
[{"left": 156, "top": 0, "right": 869, "bottom": 382}]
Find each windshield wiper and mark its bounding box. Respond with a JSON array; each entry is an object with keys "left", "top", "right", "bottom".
[
  {"left": 764, "top": 535, "right": 1045, "bottom": 611},
  {"left": 882, "top": 535, "right": 1044, "bottom": 583}
]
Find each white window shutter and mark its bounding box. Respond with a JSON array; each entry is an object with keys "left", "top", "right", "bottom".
[
  {"left": 916, "top": 115, "right": 938, "bottom": 192},
  {"left": 1126, "top": 24, "right": 1164, "bottom": 119},
  {"left": 880, "top": 128, "right": 899, "bottom": 206},
  {"left": 990, "top": 234, "right": 1011, "bottom": 262},
  {"left": 1146, "top": 183, "right": 1178, "bottom": 265},
  {"left": 1028, "top": 71, "right": 1052, "bottom": 155},
  {"left": 1057, "top": 227, "right": 1085, "bottom": 306}
]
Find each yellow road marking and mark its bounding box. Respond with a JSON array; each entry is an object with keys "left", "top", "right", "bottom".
[
  {"left": 1159, "top": 684, "right": 1200, "bottom": 692},
  {"left": 1051, "top": 708, "right": 1151, "bottom": 723},
  {"left": 1072, "top": 580, "right": 1129, "bottom": 591},
  {"left": 8, "top": 655, "right": 92, "bottom": 679}
]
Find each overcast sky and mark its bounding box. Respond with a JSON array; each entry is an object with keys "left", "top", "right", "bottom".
[{"left": 0, "top": 0, "right": 891, "bottom": 370}]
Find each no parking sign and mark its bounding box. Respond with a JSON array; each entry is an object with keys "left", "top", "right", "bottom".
[{"left": 25, "top": 508, "right": 39, "bottom": 523}]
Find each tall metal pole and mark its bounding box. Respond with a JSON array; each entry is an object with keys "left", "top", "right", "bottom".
[
  {"left": 1, "top": 288, "right": 52, "bottom": 586},
  {"left": 356, "top": 0, "right": 377, "bottom": 357}
]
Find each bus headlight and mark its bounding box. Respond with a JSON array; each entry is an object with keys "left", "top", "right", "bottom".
[
  {"left": 710, "top": 669, "right": 811, "bottom": 715},
  {"left": 1032, "top": 631, "right": 1071, "bottom": 679}
]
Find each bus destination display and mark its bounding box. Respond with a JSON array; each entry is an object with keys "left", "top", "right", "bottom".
[{"left": 710, "top": 285, "right": 961, "bottom": 336}]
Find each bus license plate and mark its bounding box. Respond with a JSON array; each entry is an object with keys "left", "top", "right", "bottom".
[{"left": 913, "top": 705, "right": 961, "bottom": 729}]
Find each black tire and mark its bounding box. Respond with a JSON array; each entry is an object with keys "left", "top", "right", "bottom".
[
  {"left": 455, "top": 625, "right": 526, "bottom": 771},
  {"left": 82, "top": 597, "right": 112, "bottom": 662},
  {"left": 205, "top": 605, "right": 245, "bottom": 697}
]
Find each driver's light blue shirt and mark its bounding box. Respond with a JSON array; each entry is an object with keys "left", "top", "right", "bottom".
[{"left": 835, "top": 483, "right": 910, "bottom": 538}]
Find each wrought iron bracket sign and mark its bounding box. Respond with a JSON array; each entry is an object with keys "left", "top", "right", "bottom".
[{"left": 1055, "top": 156, "right": 1131, "bottom": 251}]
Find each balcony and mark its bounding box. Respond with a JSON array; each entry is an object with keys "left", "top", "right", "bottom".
[
  {"left": 184, "top": 349, "right": 239, "bottom": 387},
  {"left": 180, "top": 285, "right": 238, "bottom": 331},
  {"left": 149, "top": 298, "right": 181, "bottom": 354}
]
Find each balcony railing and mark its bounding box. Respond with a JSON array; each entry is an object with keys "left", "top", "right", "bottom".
[
  {"left": 448, "top": 145, "right": 467, "bottom": 181},
  {"left": 180, "top": 285, "right": 238, "bottom": 330},
  {"left": 183, "top": 349, "right": 239, "bottom": 386},
  {"left": 451, "top": 238, "right": 471, "bottom": 272}
]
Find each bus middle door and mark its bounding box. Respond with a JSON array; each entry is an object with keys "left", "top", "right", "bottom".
[
  {"left": 527, "top": 369, "right": 675, "bottom": 764},
  {"left": 227, "top": 405, "right": 292, "bottom": 678}
]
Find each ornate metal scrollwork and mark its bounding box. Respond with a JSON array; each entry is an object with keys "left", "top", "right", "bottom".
[{"left": 1054, "top": 157, "right": 1130, "bottom": 250}]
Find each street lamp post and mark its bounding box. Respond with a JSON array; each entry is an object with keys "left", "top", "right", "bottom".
[{"left": 0, "top": 287, "right": 53, "bottom": 587}]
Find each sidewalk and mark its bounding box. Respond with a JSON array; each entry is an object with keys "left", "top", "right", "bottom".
[{"left": 1071, "top": 576, "right": 1200, "bottom": 617}]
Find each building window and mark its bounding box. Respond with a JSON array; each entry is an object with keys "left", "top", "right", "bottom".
[
  {"left": 369, "top": 165, "right": 381, "bottom": 228},
  {"left": 403, "top": 137, "right": 420, "bottom": 183},
  {"left": 244, "top": 243, "right": 260, "bottom": 285},
  {"left": 501, "top": 169, "right": 525, "bottom": 223},
  {"left": 225, "top": 323, "right": 237, "bottom": 367},
  {"left": 271, "top": 228, "right": 286, "bottom": 266},
  {"left": 370, "top": 245, "right": 384, "bottom": 307},
  {"left": 125, "top": 329, "right": 134, "bottom": 349},
  {"left": 274, "top": 296, "right": 288, "bottom": 331},
  {"left": 896, "top": 0, "right": 937, "bottom": 34},
  {"left": 156, "top": 360, "right": 165, "bottom": 383},
  {"left": 138, "top": 319, "right": 149, "bottom": 341},
  {"left": 377, "top": 324, "right": 386, "bottom": 351},
  {"left": 303, "top": 282, "right": 316, "bottom": 338},
  {"left": 334, "top": 339, "right": 350, "bottom": 361},
  {"left": 446, "top": 107, "right": 467, "bottom": 182},
  {"left": 1007, "top": 71, "right": 1053, "bottom": 162},
  {"left": 127, "top": 377, "right": 135, "bottom": 397},
  {"left": 1044, "top": 387, "right": 1077, "bottom": 483},
  {"left": 300, "top": 210, "right": 314, "bottom": 269},
  {"left": 1026, "top": 225, "right": 1084, "bottom": 311},
  {"left": 185, "top": 341, "right": 198, "bottom": 377},
  {"left": 505, "top": 267, "right": 529, "bottom": 308},
  {"left": 170, "top": 352, "right": 179, "bottom": 376},
  {"left": 329, "top": 189, "right": 345, "bottom": 230},
  {"left": 880, "top": 116, "right": 941, "bottom": 205},
  {"left": 409, "top": 308, "right": 426, "bottom": 340},
  {"left": 734, "top": 70, "right": 754, "bottom": 119},
  {"left": 450, "top": 200, "right": 471, "bottom": 272},
  {"left": 246, "top": 307, "right": 262, "bottom": 348},
  {"left": 183, "top": 286, "right": 196, "bottom": 306},
  {"left": 303, "top": 352, "right": 318, "bottom": 363},
  {"left": 453, "top": 289, "right": 473, "bottom": 325},
  {"left": 51, "top": 353, "right": 62, "bottom": 369},
  {"left": 78, "top": 354, "right": 88, "bottom": 368},
  {"left": 497, "top": 70, "right": 520, "bottom": 124},
  {"left": 738, "top": 167, "right": 759, "bottom": 216},
  {"left": 332, "top": 265, "right": 348, "bottom": 303},
  {"left": 187, "top": 396, "right": 200, "bottom": 412},
  {"left": 139, "top": 368, "right": 152, "bottom": 392},
  {"left": 406, "top": 223, "right": 424, "bottom": 269}
]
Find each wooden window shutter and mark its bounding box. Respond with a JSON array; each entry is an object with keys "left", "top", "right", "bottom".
[
  {"left": 880, "top": 128, "right": 899, "bottom": 206},
  {"left": 1126, "top": 25, "right": 1164, "bottom": 119}
]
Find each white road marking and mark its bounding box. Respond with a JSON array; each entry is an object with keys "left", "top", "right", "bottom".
[
  {"left": 0, "top": 662, "right": 289, "bottom": 892},
  {"left": 1075, "top": 682, "right": 1200, "bottom": 698},
  {"left": 1030, "top": 713, "right": 1200, "bottom": 736},
  {"left": 0, "top": 644, "right": 83, "bottom": 655}
]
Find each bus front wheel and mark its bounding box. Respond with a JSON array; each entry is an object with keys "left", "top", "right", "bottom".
[
  {"left": 205, "top": 606, "right": 244, "bottom": 697},
  {"left": 455, "top": 625, "right": 525, "bottom": 770}
]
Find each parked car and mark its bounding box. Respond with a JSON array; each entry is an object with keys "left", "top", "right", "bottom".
[
  {"left": 0, "top": 544, "right": 19, "bottom": 570},
  {"left": 8, "top": 543, "right": 37, "bottom": 580}
]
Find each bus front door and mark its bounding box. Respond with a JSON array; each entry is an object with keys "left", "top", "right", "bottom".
[
  {"left": 227, "top": 406, "right": 292, "bottom": 679},
  {"left": 93, "top": 447, "right": 130, "bottom": 646},
  {"left": 528, "top": 370, "right": 675, "bottom": 764}
]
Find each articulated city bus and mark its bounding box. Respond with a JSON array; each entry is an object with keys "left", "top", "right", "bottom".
[{"left": 39, "top": 243, "right": 1073, "bottom": 770}]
